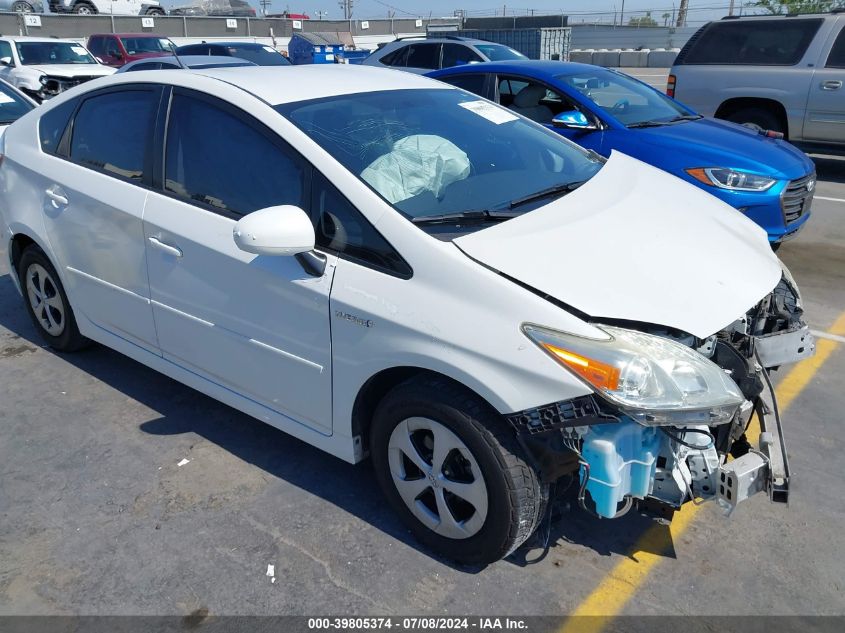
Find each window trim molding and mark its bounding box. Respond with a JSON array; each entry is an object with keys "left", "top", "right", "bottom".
[{"left": 154, "top": 86, "right": 312, "bottom": 221}]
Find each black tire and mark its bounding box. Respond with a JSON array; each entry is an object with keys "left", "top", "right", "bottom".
[
  {"left": 17, "top": 246, "right": 90, "bottom": 352},
  {"left": 725, "top": 107, "right": 784, "bottom": 135},
  {"left": 146, "top": 7, "right": 165, "bottom": 15},
  {"left": 371, "top": 375, "right": 546, "bottom": 565},
  {"left": 12, "top": 1, "right": 34, "bottom": 12},
  {"left": 72, "top": 2, "right": 97, "bottom": 14}
]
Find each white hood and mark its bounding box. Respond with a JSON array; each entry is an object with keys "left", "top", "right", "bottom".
[
  {"left": 27, "top": 64, "right": 115, "bottom": 78},
  {"left": 454, "top": 152, "right": 782, "bottom": 339}
]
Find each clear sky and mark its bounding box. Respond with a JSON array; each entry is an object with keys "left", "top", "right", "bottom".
[{"left": 253, "top": 0, "right": 750, "bottom": 25}]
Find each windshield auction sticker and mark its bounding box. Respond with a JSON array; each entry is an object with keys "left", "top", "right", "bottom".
[{"left": 458, "top": 100, "right": 518, "bottom": 125}]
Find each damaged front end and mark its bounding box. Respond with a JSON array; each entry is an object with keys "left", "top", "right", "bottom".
[{"left": 509, "top": 271, "right": 814, "bottom": 521}]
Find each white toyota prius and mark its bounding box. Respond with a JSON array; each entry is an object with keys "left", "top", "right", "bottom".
[{"left": 0, "top": 66, "right": 814, "bottom": 564}]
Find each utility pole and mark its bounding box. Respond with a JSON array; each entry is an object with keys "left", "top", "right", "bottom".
[
  {"left": 621, "top": 0, "right": 625, "bottom": 25},
  {"left": 676, "top": 0, "right": 688, "bottom": 27},
  {"left": 339, "top": 0, "right": 353, "bottom": 19},
  {"left": 728, "top": 0, "right": 735, "bottom": 16},
  {"left": 259, "top": 0, "right": 271, "bottom": 16},
  {"left": 315, "top": 9, "right": 328, "bottom": 19}
]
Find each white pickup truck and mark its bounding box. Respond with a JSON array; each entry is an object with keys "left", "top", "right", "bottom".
[
  {"left": 48, "top": 0, "right": 164, "bottom": 15},
  {"left": 670, "top": 10, "right": 845, "bottom": 155}
]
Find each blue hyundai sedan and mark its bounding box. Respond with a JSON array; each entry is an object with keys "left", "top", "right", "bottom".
[{"left": 429, "top": 61, "right": 815, "bottom": 247}]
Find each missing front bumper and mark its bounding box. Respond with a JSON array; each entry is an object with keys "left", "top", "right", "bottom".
[{"left": 716, "top": 367, "right": 790, "bottom": 512}]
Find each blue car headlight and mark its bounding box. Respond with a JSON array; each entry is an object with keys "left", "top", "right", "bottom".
[{"left": 686, "top": 167, "right": 777, "bottom": 192}]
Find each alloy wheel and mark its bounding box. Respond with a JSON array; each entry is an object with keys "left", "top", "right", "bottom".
[
  {"left": 25, "top": 263, "right": 65, "bottom": 337},
  {"left": 387, "top": 417, "right": 488, "bottom": 539}
]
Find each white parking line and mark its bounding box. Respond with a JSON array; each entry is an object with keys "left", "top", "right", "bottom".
[
  {"left": 813, "top": 329, "right": 845, "bottom": 344},
  {"left": 815, "top": 195, "right": 845, "bottom": 203}
]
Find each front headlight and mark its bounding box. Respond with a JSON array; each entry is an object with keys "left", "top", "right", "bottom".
[
  {"left": 39, "top": 75, "right": 48, "bottom": 86},
  {"left": 686, "top": 167, "right": 777, "bottom": 192},
  {"left": 523, "top": 324, "right": 744, "bottom": 425}
]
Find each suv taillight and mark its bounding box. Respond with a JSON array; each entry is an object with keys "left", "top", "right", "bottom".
[{"left": 667, "top": 74, "right": 676, "bottom": 98}]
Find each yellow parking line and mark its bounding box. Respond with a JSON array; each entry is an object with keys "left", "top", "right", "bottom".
[{"left": 558, "top": 309, "right": 845, "bottom": 633}]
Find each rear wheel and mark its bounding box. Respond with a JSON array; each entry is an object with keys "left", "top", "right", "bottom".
[
  {"left": 12, "top": 2, "right": 34, "bottom": 12},
  {"left": 371, "top": 376, "right": 546, "bottom": 564},
  {"left": 725, "top": 107, "right": 784, "bottom": 135},
  {"left": 17, "top": 246, "right": 90, "bottom": 352},
  {"left": 146, "top": 7, "right": 165, "bottom": 15}
]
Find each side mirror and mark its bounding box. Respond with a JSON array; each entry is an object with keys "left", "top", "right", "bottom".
[
  {"left": 0, "top": 57, "right": 12, "bottom": 66},
  {"left": 552, "top": 110, "right": 596, "bottom": 130},
  {"left": 233, "top": 205, "right": 315, "bottom": 256}
]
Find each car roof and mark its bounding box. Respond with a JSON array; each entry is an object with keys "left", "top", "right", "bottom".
[
  {"left": 109, "top": 65, "right": 445, "bottom": 104},
  {"left": 196, "top": 42, "right": 269, "bottom": 48},
  {"left": 431, "top": 60, "right": 607, "bottom": 77},
  {"left": 0, "top": 36, "right": 84, "bottom": 43},
  {"left": 95, "top": 33, "right": 169, "bottom": 38},
  {"left": 121, "top": 55, "right": 255, "bottom": 69}
]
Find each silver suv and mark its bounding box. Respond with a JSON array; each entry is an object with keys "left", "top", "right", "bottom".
[
  {"left": 670, "top": 11, "right": 845, "bottom": 154},
  {"left": 362, "top": 36, "right": 526, "bottom": 74}
]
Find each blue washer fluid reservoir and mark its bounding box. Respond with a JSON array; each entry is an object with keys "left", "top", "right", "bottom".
[{"left": 580, "top": 421, "right": 660, "bottom": 518}]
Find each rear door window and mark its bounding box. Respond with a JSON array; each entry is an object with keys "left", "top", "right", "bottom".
[
  {"left": 441, "top": 44, "right": 482, "bottom": 69},
  {"left": 438, "top": 73, "right": 487, "bottom": 97},
  {"left": 163, "top": 91, "right": 307, "bottom": 217},
  {"left": 680, "top": 19, "right": 823, "bottom": 65},
  {"left": 70, "top": 89, "right": 157, "bottom": 182},
  {"left": 826, "top": 27, "right": 845, "bottom": 68},
  {"left": 405, "top": 43, "right": 441, "bottom": 69}
]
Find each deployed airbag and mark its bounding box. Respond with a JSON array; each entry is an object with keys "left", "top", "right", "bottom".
[{"left": 361, "top": 134, "right": 470, "bottom": 204}]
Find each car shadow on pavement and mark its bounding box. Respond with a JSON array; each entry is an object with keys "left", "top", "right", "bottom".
[
  {"left": 0, "top": 271, "right": 671, "bottom": 572},
  {"left": 811, "top": 154, "right": 845, "bottom": 184}
]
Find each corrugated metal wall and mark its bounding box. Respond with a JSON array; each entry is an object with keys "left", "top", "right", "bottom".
[{"left": 570, "top": 25, "right": 700, "bottom": 50}]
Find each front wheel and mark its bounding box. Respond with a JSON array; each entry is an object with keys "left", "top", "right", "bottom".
[
  {"left": 371, "top": 376, "right": 546, "bottom": 565},
  {"left": 12, "top": 2, "right": 34, "bottom": 12},
  {"left": 146, "top": 7, "right": 165, "bottom": 15},
  {"left": 73, "top": 2, "right": 97, "bottom": 14}
]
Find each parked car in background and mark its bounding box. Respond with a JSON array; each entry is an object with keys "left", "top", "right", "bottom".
[
  {"left": 49, "top": 0, "right": 164, "bottom": 15},
  {"left": 117, "top": 55, "right": 255, "bottom": 71},
  {"left": 0, "top": 65, "right": 811, "bottom": 564},
  {"left": 175, "top": 42, "right": 290, "bottom": 66},
  {"left": 431, "top": 61, "right": 816, "bottom": 247},
  {"left": 87, "top": 34, "right": 176, "bottom": 68},
  {"left": 363, "top": 35, "right": 526, "bottom": 74},
  {"left": 0, "top": 78, "right": 36, "bottom": 136},
  {"left": 169, "top": 0, "right": 255, "bottom": 16},
  {"left": 670, "top": 11, "right": 845, "bottom": 155},
  {"left": 0, "top": 0, "right": 43, "bottom": 13},
  {"left": 0, "top": 37, "right": 115, "bottom": 102}
]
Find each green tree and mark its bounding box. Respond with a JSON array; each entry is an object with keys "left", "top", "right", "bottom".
[
  {"left": 662, "top": 11, "right": 671, "bottom": 26},
  {"left": 629, "top": 11, "right": 658, "bottom": 26},
  {"left": 749, "top": 0, "right": 842, "bottom": 14}
]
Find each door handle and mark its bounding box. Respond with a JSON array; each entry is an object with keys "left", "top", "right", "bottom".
[
  {"left": 821, "top": 80, "right": 842, "bottom": 91},
  {"left": 148, "top": 236, "right": 183, "bottom": 258},
  {"left": 45, "top": 187, "right": 68, "bottom": 207}
]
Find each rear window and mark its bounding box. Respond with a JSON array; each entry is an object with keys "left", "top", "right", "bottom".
[
  {"left": 679, "top": 18, "right": 823, "bottom": 66},
  {"left": 827, "top": 27, "right": 845, "bottom": 68}
]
